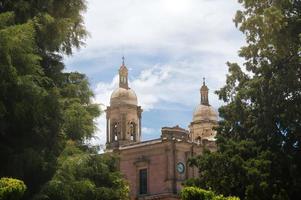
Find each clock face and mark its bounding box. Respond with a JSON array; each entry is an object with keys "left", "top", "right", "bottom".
[{"left": 176, "top": 162, "right": 185, "bottom": 174}]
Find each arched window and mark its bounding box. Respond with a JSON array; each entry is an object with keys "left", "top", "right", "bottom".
[
  {"left": 121, "top": 76, "right": 127, "bottom": 84},
  {"left": 129, "top": 122, "right": 136, "bottom": 141},
  {"left": 112, "top": 122, "right": 118, "bottom": 141},
  {"left": 196, "top": 136, "right": 201, "bottom": 145}
]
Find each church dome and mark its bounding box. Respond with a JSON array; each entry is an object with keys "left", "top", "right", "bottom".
[
  {"left": 193, "top": 104, "right": 218, "bottom": 122},
  {"left": 110, "top": 87, "right": 138, "bottom": 106}
]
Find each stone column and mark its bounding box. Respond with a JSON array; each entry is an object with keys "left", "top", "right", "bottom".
[
  {"left": 172, "top": 141, "right": 177, "bottom": 194},
  {"left": 138, "top": 107, "right": 142, "bottom": 141},
  {"left": 122, "top": 113, "right": 126, "bottom": 140}
]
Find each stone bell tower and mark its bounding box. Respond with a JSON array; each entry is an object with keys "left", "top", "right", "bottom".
[
  {"left": 189, "top": 78, "right": 218, "bottom": 143},
  {"left": 106, "top": 57, "right": 143, "bottom": 150}
]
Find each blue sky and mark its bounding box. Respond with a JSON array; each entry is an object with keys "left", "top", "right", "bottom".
[{"left": 64, "top": 0, "right": 245, "bottom": 146}]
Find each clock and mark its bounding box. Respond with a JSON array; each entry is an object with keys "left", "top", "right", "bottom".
[{"left": 176, "top": 162, "right": 185, "bottom": 174}]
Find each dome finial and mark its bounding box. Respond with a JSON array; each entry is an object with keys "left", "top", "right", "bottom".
[
  {"left": 200, "top": 77, "right": 209, "bottom": 105},
  {"left": 119, "top": 56, "right": 128, "bottom": 89},
  {"left": 122, "top": 56, "right": 125, "bottom": 66}
]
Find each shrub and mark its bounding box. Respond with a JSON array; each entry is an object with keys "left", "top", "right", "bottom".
[
  {"left": 180, "top": 187, "right": 239, "bottom": 200},
  {"left": 0, "top": 178, "right": 26, "bottom": 200}
]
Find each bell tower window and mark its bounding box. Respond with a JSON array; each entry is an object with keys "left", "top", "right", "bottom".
[
  {"left": 122, "top": 76, "right": 126, "bottom": 84},
  {"left": 130, "top": 122, "right": 136, "bottom": 141},
  {"left": 112, "top": 122, "right": 118, "bottom": 141}
]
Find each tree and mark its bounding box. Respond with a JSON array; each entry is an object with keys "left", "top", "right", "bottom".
[
  {"left": 60, "top": 72, "right": 100, "bottom": 142},
  {"left": 189, "top": 1, "right": 301, "bottom": 199},
  {"left": 0, "top": 1, "right": 101, "bottom": 199},
  {"left": 35, "top": 141, "right": 129, "bottom": 200},
  {"left": 0, "top": 11, "right": 60, "bottom": 198}
]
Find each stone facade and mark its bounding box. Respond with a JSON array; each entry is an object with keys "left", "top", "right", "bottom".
[{"left": 105, "top": 60, "right": 218, "bottom": 200}]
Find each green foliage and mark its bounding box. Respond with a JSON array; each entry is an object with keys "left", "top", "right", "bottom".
[
  {"left": 0, "top": 178, "right": 26, "bottom": 200},
  {"left": 189, "top": 0, "right": 301, "bottom": 200},
  {"left": 35, "top": 142, "right": 129, "bottom": 200},
  {"left": 60, "top": 72, "right": 100, "bottom": 142},
  {"left": 0, "top": 1, "right": 102, "bottom": 199},
  {"left": 180, "top": 187, "right": 239, "bottom": 200},
  {"left": 180, "top": 187, "right": 214, "bottom": 200},
  {"left": 0, "top": 10, "right": 59, "bottom": 197},
  {"left": 0, "top": 0, "right": 87, "bottom": 55}
]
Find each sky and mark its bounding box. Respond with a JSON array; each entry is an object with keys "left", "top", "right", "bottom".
[{"left": 64, "top": 0, "right": 245, "bottom": 147}]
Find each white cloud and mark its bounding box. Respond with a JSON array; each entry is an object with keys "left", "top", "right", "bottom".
[
  {"left": 94, "top": 75, "right": 119, "bottom": 106},
  {"left": 88, "top": 116, "right": 106, "bottom": 151},
  {"left": 65, "top": 0, "right": 245, "bottom": 146},
  {"left": 65, "top": 0, "right": 243, "bottom": 64},
  {"left": 141, "top": 127, "right": 156, "bottom": 135}
]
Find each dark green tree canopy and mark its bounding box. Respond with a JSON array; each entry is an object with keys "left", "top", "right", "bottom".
[
  {"left": 35, "top": 142, "right": 129, "bottom": 200},
  {"left": 189, "top": 1, "right": 301, "bottom": 199},
  {"left": 0, "top": 1, "right": 107, "bottom": 199},
  {"left": 0, "top": 0, "right": 87, "bottom": 55}
]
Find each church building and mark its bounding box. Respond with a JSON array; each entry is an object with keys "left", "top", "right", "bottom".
[{"left": 105, "top": 59, "right": 218, "bottom": 200}]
